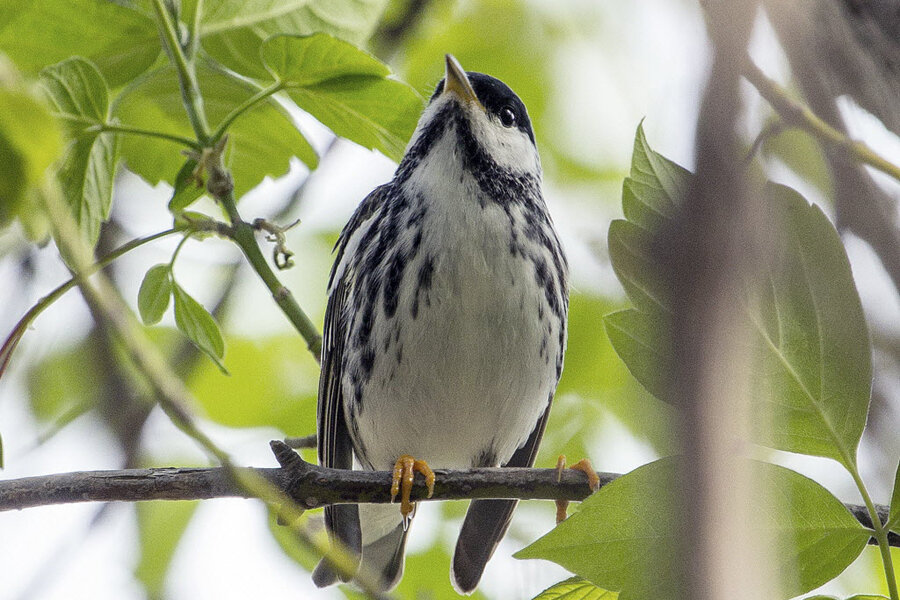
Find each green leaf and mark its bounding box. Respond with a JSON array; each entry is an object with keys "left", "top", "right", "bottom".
[
  {"left": 748, "top": 185, "right": 871, "bottom": 466},
  {"left": 168, "top": 158, "right": 205, "bottom": 212},
  {"left": 607, "top": 124, "right": 872, "bottom": 467},
  {"left": 188, "top": 336, "right": 318, "bottom": 431},
  {"left": 261, "top": 32, "right": 389, "bottom": 83},
  {"left": 114, "top": 64, "right": 317, "bottom": 198},
  {"left": 39, "top": 57, "right": 109, "bottom": 127},
  {"left": 532, "top": 577, "right": 617, "bottom": 600},
  {"left": 0, "top": 88, "right": 63, "bottom": 226},
  {"left": 138, "top": 264, "right": 173, "bottom": 325},
  {"left": 186, "top": 0, "right": 389, "bottom": 80},
  {"left": 40, "top": 57, "right": 119, "bottom": 246},
  {"left": 27, "top": 340, "right": 99, "bottom": 426},
  {"left": 261, "top": 33, "right": 422, "bottom": 162},
  {"left": 172, "top": 283, "right": 226, "bottom": 372},
  {"left": 0, "top": 431, "right": 4, "bottom": 469},
  {"left": 0, "top": 1, "right": 159, "bottom": 86},
  {"left": 516, "top": 459, "right": 870, "bottom": 600},
  {"left": 888, "top": 459, "right": 900, "bottom": 533},
  {"left": 607, "top": 220, "right": 667, "bottom": 316},
  {"left": 135, "top": 500, "right": 198, "bottom": 597},
  {"left": 603, "top": 309, "right": 667, "bottom": 401}
]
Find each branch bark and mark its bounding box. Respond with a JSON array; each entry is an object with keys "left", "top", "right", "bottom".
[{"left": 1, "top": 441, "right": 896, "bottom": 549}]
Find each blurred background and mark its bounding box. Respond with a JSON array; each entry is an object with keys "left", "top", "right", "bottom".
[{"left": 1, "top": 0, "right": 899, "bottom": 598}]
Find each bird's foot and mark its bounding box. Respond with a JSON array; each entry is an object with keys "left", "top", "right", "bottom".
[
  {"left": 390, "top": 455, "right": 435, "bottom": 527},
  {"left": 554, "top": 455, "right": 601, "bottom": 523}
]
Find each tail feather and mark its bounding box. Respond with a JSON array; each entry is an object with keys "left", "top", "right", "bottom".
[
  {"left": 451, "top": 499, "right": 518, "bottom": 594},
  {"left": 312, "top": 519, "right": 409, "bottom": 592}
]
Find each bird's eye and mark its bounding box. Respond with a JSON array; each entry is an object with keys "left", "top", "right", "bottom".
[{"left": 499, "top": 106, "right": 517, "bottom": 128}]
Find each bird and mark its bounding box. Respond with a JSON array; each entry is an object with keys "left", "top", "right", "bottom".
[{"left": 312, "top": 54, "right": 569, "bottom": 594}]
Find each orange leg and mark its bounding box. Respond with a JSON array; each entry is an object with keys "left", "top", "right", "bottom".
[
  {"left": 390, "top": 455, "right": 435, "bottom": 526},
  {"left": 554, "top": 455, "right": 601, "bottom": 524}
]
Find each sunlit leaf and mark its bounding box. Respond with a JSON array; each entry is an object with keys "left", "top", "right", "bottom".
[
  {"left": 0, "top": 1, "right": 159, "bottom": 86},
  {"left": 0, "top": 88, "right": 63, "bottom": 227},
  {"left": 517, "top": 459, "right": 870, "bottom": 600},
  {"left": 114, "top": 63, "right": 318, "bottom": 198},
  {"left": 261, "top": 33, "right": 421, "bottom": 161},
  {"left": 39, "top": 57, "right": 109, "bottom": 127},
  {"left": 172, "top": 283, "right": 226, "bottom": 372},
  {"left": 532, "top": 577, "right": 617, "bottom": 600},
  {"left": 135, "top": 500, "right": 198, "bottom": 597},
  {"left": 185, "top": 0, "right": 389, "bottom": 80},
  {"left": 138, "top": 264, "right": 173, "bottom": 325},
  {"left": 40, "top": 57, "right": 119, "bottom": 246}
]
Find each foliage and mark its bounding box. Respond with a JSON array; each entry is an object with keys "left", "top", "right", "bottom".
[
  {"left": 516, "top": 125, "right": 897, "bottom": 600},
  {"left": 0, "top": 2, "right": 897, "bottom": 600}
]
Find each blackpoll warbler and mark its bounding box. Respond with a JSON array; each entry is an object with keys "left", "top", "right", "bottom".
[{"left": 313, "top": 55, "right": 569, "bottom": 594}]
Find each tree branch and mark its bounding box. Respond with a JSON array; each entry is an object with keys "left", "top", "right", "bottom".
[{"left": 1, "top": 441, "right": 896, "bottom": 548}]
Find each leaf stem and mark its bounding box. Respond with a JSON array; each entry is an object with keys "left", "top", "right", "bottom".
[
  {"left": 209, "top": 154, "right": 322, "bottom": 361},
  {"left": 210, "top": 81, "right": 285, "bottom": 143},
  {"left": 850, "top": 466, "right": 899, "bottom": 600},
  {"left": 98, "top": 123, "right": 202, "bottom": 149},
  {"left": 744, "top": 60, "right": 900, "bottom": 183},
  {"left": 151, "top": 0, "right": 210, "bottom": 145}
]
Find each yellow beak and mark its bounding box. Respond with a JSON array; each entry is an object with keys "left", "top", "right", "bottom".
[{"left": 442, "top": 54, "right": 483, "bottom": 109}]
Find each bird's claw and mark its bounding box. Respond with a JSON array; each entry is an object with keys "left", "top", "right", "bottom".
[
  {"left": 391, "top": 455, "right": 435, "bottom": 527},
  {"left": 554, "top": 455, "right": 600, "bottom": 524}
]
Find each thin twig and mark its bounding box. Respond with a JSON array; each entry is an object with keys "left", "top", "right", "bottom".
[
  {"left": 0, "top": 445, "right": 895, "bottom": 550},
  {"left": 744, "top": 60, "right": 900, "bottom": 183}
]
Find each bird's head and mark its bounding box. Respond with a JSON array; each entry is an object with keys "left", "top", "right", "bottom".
[{"left": 398, "top": 55, "right": 540, "bottom": 183}]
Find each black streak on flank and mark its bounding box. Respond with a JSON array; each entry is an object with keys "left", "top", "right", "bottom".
[
  {"left": 411, "top": 255, "right": 435, "bottom": 319},
  {"left": 382, "top": 249, "right": 407, "bottom": 319}
]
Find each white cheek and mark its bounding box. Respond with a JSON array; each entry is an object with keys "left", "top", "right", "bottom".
[{"left": 470, "top": 111, "right": 541, "bottom": 175}]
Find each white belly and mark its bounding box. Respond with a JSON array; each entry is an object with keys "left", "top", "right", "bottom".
[{"left": 345, "top": 182, "right": 562, "bottom": 471}]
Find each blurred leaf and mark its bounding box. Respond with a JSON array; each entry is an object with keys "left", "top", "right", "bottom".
[
  {"left": 135, "top": 500, "right": 198, "bottom": 597},
  {"left": 168, "top": 158, "right": 205, "bottom": 212},
  {"left": 532, "top": 577, "right": 617, "bottom": 600},
  {"left": 0, "top": 431, "right": 4, "bottom": 468},
  {"left": 27, "top": 340, "right": 100, "bottom": 425},
  {"left": 185, "top": 0, "right": 389, "bottom": 80},
  {"left": 266, "top": 509, "right": 321, "bottom": 571},
  {"left": 138, "top": 264, "right": 173, "bottom": 325},
  {"left": 40, "top": 57, "right": 119, "bottom": 246},
  {"left": 0, "top": 87, "right": 63, "bottom": 228},
  {"left": 114, "top": 63, "right": 317, "bottom": 198},
  {"left": 517, "top": 459, "right": 870, "bottom": 600},
  {"left": 888, "top": 460, "right": 900, "bottom": 532},
  {"left": 188, "top": 336, "right": 318, "bottom": 432},
  {"left": 391, "top": 543, "right": 489, "bottom": 600},
  {"left": 608, "top": 124, "right": 872, "bottom": 468},
  {"left": 763, "top": 125, "right": 833, "bottom": 199},
  {"left": 172, "top": 283, "right": 226, "bottom": 372},
  {"left": 262, "top": 33, "right": 421, "bottom": 161},
  {"left": 803, "top": 596, "right": 890, "bottom": 600},
  {"left": 0, "top": 1, "right": 159, "bottom": 86}
]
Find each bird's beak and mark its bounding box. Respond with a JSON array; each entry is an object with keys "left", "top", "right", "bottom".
[{"left": 442, "top": 54, "right": 483, "bottom": 109}]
